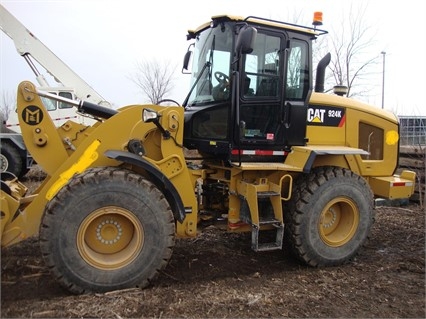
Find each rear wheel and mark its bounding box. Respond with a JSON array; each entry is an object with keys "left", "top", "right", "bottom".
[
  {"left": 40, "top": 167, "right": 175, "bottom": 294},
  {"left": 284, "top": 166, "right": 374, "bottom": 266}
]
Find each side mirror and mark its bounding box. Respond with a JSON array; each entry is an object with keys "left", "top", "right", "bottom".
[
  {"left": 182, "top": 43, "right": 194, "bottom": 73},
  {"left": 235, "top": 26, "right": 257, "bottom": 54},
  {"left": 183, "top": 51, "right": 192, "bottom": 71}
]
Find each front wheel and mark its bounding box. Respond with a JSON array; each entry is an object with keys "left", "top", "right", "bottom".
[
  {"left": 284, "top": 167, "right": 375, "bottom": 266},
  {"left": 40, "top": 167, "right": 175, "bottom": 294}
]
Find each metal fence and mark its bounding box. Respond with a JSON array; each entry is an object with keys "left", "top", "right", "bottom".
[{"left": 399, "top": 116, "right": 426, "bottom": 146}]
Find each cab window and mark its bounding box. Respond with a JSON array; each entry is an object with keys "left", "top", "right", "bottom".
[
  {"left": 59, "top": 92, "right": 74, "bottom": 109},
  {"left": 286, "top": 39, "right": 309, "bottom": 100},
  {"left": 243, "top": 33, "right": 281, "bottom": 98}
]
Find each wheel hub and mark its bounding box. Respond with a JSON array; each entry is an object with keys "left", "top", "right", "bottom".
[
  {"left": 322, "top": 208, "right": 337, "bottom": 228},
  {"left": 319, "top": 197, "right": 360, "bottom": 247},
  {"left": 96, "top": 219, "right": 123, "bottom": 245},
  {"left": 77, "top": 206, "right": 144, "bottom": 270},
  {"left": 0, "top": 153, "right": 8, "bottom": 172}
]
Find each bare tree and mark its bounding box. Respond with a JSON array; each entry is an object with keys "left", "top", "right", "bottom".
[
  {"left": 128, "top": 59, "right": 177, "bottom": 104},
  {"left": 0, "top": 90, "right": 16, "bottom": 126},
  {"left": 314, "top": 3, "right": 380, "bottom": 98}
]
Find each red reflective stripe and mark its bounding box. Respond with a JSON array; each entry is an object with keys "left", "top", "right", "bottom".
[
  {"left": 231, "top": 149, "right": 288, "bottom": 156},
  {"left": 392, "top": 182, "right": 406, "bottom": 187},
  {"left": 338, "top": 114, "right": 346, "bottom": 127},
  {"left": 256, "top": 150, "right": 274, "bottom": 155},
  {"left": 51, "top": 116, "right": 78, "bottom": 121}
]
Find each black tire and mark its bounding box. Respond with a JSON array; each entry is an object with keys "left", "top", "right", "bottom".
[
  {"left": 40, "top": 167, "right": 175, "bottom": 294},
  {"left": 0, "top": 143, "right": 23, "bottom": 178},
  {"left": 284, "top": 166, "right": 375, "bottom": 266}
]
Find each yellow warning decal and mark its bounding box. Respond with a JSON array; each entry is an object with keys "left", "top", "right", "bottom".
[
  {"left": 46, "top": 140, "right": 101, "bottom": 200},
  {"left": 385, "top": 130, "right": 399, "bottom": 145}
]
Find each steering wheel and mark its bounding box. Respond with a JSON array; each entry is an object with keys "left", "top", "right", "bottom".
[
  {"left": 213, "top": 71, "right": 230, "bottom": 101},
  {"left": 214, "top": 71, "right": 229, "bottom": 85}
]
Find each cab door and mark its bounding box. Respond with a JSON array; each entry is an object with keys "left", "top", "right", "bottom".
[
  {"left": 237, "top": 30, "right": 284, "bottom": 152},
  {"left": 236, "top": 31, "right": 310, "bottom": 154},
  {"left": 282, "top": 38, "right": 310, "bottom": 146}
]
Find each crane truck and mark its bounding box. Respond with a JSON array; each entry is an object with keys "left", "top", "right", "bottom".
[
  {"left": 0, "top": 13, "right": 416, "bottom": 294},
  {"left": 0, "top": 4, "right": 109, "bottom": 178}
]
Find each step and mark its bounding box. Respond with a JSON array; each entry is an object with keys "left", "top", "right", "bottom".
[
  {"left": 256, "top": 191, "right": 280, "bottom": 199},
  {"left": 251, "top": 221, "right": 284, "bottom": 252}
]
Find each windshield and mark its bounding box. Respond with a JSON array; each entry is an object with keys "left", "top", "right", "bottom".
[{"left": 186, "top": 23, "right": 233, "bottom": 106}]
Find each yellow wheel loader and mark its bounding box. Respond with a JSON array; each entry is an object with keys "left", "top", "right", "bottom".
[{"left": 0, "top": 14, "right": 416, "bottom": 294}]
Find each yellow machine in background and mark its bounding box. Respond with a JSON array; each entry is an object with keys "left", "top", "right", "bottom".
[{"left": 1, "top": 14, "right": 416, "bottom": 294}]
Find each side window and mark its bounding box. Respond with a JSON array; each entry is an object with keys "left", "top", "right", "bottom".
[
  {"left": 58, "top": 92, "right": 74, "bottom": 109},
  {"left": 243, "top": 33, "right": 281, "bottom": 98},
  {"left": 286, "top": 40, "right": 309, "bottom": 100}
]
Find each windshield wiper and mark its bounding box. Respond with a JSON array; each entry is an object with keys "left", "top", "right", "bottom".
[
  {"left": 182, "top": 61, "right": 211, "bottom": 107},
  {"left": 183, "top": 35, "right": 216, "bottom": 107}
]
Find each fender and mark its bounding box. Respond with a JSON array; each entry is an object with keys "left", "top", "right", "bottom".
[
  {"left": 104, "top": 150, "right": 186, "bottom": 223},
  {"left": 286, "top": 145, "right": 369, "bottom": 173},
  {"left": 1, "top": 133, "right": 27, "bottom": 151}
]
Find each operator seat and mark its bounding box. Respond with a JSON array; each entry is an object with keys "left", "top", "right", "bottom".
[
  {"left": 257, "top": 78, "right": 278, "bottom": 96},
  {"left": 256, "top": 63, "right": 279, "bottom": 97}
]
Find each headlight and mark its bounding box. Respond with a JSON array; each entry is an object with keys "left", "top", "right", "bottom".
[{"left": 143, "top": 108, "right": 159, "bottom": 123}]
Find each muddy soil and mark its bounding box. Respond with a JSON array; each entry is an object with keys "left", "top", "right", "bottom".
[{"left": 1, "top": 168, "right": 425, "bottom": 318}]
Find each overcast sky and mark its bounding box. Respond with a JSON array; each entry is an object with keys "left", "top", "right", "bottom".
[{"left": 1, "top": 0, "right": 424, "bottom": 116}]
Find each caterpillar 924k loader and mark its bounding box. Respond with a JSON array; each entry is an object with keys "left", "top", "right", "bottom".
[{"left": 1, "top": 14, "right": 416, "bottom": 294}]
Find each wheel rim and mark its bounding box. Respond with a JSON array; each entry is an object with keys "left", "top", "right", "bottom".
[
  {"left": 0, "top": 153, "right": 8, "bottom": 172},
  {"left": 77, "top": 206, "right": 144, "bottom": 270},
  {"left": 318, "top": 197, "right": 360, "bottom": 247}
]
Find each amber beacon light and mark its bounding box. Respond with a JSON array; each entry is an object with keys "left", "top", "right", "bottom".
[{"left": 313, "top": 11, "right": 323, "bottom": 26}]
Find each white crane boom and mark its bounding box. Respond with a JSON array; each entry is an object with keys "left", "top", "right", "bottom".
[{"left": 0, "top": 4, "right": 109, "bottom": 106}]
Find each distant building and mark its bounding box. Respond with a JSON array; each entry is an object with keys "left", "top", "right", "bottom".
[{"left": 399, "top": 116, "right": 426, "bottom": 146}]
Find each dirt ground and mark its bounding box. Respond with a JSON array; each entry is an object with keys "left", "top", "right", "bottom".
[{"left": 1, "top": 168, "right": 425, "bottom": 318}]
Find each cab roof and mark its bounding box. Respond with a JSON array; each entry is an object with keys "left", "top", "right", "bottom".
[{"left": 187, "top": 14, "right": 327, "bottom": 39}]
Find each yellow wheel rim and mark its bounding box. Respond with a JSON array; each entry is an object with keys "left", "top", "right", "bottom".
[
  {"left": 77, "top": 206, "right": 144, "bottom": 270},
  {"left": 318, "top": 197, "right": 360, "bottom": 247}
]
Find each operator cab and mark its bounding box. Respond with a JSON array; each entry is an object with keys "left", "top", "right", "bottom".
[{"left": 182, "top": 15, "right": 326, "bottom": 162}]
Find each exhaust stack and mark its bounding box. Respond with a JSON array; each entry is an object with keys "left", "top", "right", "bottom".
[{"left": 315, "top": 53, "right": 331, "bottom": 93}]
